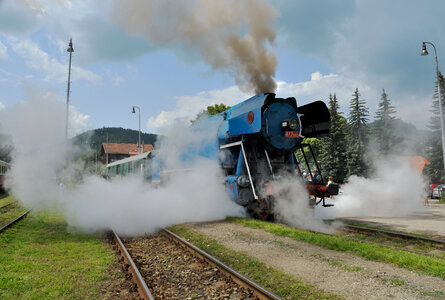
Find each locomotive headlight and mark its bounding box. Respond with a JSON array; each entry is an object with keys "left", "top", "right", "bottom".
[
  {"left": 281, "top": 118, "right": 299, "bottom": 131},
  {"left": 236, "top": 175, "right": 250, "bottom": 188},
  {"left": 288, "top": 118, "right": 298, "bottom": 130}
]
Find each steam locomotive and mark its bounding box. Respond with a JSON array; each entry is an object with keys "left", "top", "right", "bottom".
[{"left": 106, "top": 93, "right": 338, "bottom": 220}]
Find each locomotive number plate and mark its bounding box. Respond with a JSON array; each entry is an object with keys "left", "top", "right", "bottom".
[{"left": 285, "top": 131, "right": 299, "bottom": 138}]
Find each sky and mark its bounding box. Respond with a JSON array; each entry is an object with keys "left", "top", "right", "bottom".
[{"left": 0, "top": 0, "right": 444, "bottom": 137}]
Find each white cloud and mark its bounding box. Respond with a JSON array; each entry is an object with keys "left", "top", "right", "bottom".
[
  {"left": 146, "top": 86, "right": 250, "bottom": 133},
  {"left": 112, "top": 74, "right": 126, "bottom": 86},
  {"left": 68, "top": 104, "right": 91, "bottom": 137},
  {"left": 10, "top": 39, "right": 100, "bottom": 83},
  {"left": 277, "top": 72, "right": 377, "bottom": 109},
  {"left": 0, "top": 87, "right": 90, "bottom": 144},
  {"left": 24, "top": 0, "right": 74, "bottom": 14},
  {"left": 279, "top": 1, "right": 444, "bottom": 96},
  {"left": 1, "top": 1, "right": 152, "bottom": 64},
  {"left": 0, "top": 40, "right": 7, "bottom": 60},
  {"left": 281, "top": 72, "right": 432, "bottom": 129}
]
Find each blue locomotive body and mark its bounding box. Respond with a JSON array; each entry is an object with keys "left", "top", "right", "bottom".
[
  {"left": 106, "top": 93, "right": 335, "bottom": 219},
  {"left": 210, "top": 93, "right": 332, "bottom": 218}
]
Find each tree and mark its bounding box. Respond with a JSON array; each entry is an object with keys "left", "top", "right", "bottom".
[
  {"left": 191, "top": 103, "right": 231, "bottom": 124},
  {"left": 320, "top": 93, "right": 348, "bottom": 183},
  {"left": 72, "top": 127, "right": 158, "bottom": 151},
  {"left": 372, "top": 89, "right": 400, "bottom": 155},
  {"left": 0, "top": 132, "right": 13, "bottom": 163},
  {"left": 425, "top": 72, "right": 445, "bottom": 183},
  {"left": 347, "top": 88, "right": 370, "bottom": 177}
]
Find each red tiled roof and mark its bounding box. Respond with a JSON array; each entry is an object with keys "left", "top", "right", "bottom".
[{"left": 101, "top": 143, "right": 154, "bottom": 155}]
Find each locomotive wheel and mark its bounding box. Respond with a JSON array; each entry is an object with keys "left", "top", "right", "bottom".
[{"left": 256, "top": 198, "right": 270, "bottom": 221}]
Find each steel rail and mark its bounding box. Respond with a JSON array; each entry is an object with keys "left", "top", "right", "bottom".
[
  {"left": 345, "top": 224, "right": 445, "bottom": 248},
  {"left": 0, "top": 209, "right": 31, "bottom": 233},
  {"left": 163, "top": 228, "right": 282, "bottom": 300},
  {"left": 0, "top": 200, "right": 18, "bottom": 210},
  {"left": 111, "top": 231, "right": 154, "bottom": 300}
]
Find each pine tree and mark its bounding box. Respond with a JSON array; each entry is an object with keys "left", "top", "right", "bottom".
[
  {"left": 373, "top": 89, "right": 400, "bottom": 155},
  {"left": 347, "top": 88, "right": 369, "bottom": 177},
  {"left": 320, "top": 93, "right": 348, "bottom": 183},
  {"left": 425, "top": 72, "right": 445, "bottom": 183}
]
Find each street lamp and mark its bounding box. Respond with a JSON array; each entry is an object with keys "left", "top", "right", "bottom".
[
  {"left": 132, "top": 106, "right": 141, "bottom": 153},
  {"left": 422, "top": 41, "right": 445, "bottom": 169},
  {"left": 65, "top": 38, "right": 74, "bottom": 140}
]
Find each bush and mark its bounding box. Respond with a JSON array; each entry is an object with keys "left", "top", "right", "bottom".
[{"left": 440, "top": 191, "right": 445, "bottom": 203}]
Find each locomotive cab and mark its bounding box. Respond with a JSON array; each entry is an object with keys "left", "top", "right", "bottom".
[{"left": 296, "top": 143, "right": 339, "bottom": 207}]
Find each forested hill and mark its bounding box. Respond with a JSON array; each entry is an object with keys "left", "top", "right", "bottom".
[{"left": 72, "top": 127, "right": 159, "bottom": 151}]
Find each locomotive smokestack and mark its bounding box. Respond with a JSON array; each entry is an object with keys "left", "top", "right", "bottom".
[{"left": 111, "top": 0, "right": 278, "bottom": 94}]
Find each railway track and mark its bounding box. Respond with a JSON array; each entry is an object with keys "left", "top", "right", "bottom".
[
  {"left": 343, "top": 223, "right": 445, "bottom": 250},
  {"left": 112, "top": 229, "right": 281, "bottom": 300},
  {"left": 111, "top": 230, "right": 154, "bottom": 300},
  {"left": 0, "top": 208, "right": 32, "bottom": 233},
  {"left": 0, "top": 200, "right": 18, "bottom": 210}
]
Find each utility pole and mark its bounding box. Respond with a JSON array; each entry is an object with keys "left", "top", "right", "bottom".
[
  {"left": 106, "top": 132, "right": 109, "bottom": 165},
  {"left": 132, "top": 106, "right": 141, "bottom": 153},
  {"left": 422, "top": 41, "right": 445, "bottom": 169},
  {"left": 65, "top": 38, "right": 74, "bottom": 140}
]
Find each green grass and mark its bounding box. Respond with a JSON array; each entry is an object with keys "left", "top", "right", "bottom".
[
  {"left": 310, "top": 253, "right": 363, "bottom": 272},
  {"left": 170, "top": 225, "right": 343, "bottom": 300},
  {"left": 390, "top": 278, "right": 405, "bottom": 286},
  {"left": 227, "top": 217, "right": 445, "bottom": 279},
  {"left": 345, "top": 221, "right": 432, "bottom": 238},
  {"left": 0, "top": 195, "right": 14, "bottom": 207},
  {"left": 380, "top": 278, "right": 405, "bottom": 286},
  {"left": 0, "top": 211, "right": 115, "bottom": 299},
  {"left": 338, "top": 223, "right": 443, "bottom": 257},
  {"left": 422, "top": 290, "right": 445, "bottom": 298},
  {"left": 0, "top": 202, "right": 27, "bottom": 228}
]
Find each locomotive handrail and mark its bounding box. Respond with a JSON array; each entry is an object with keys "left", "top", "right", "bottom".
[
  {"left": 220, "top": 141, "right": 243, "bottom": 149},
  {"left": 264, "top": 149, "right": 275, "bottom": 178},
  {"left": 220, "top": 140, "right": 258, "bottom": 200},
  {"left": 307, "top": 143, "right": 325, "bottom": 183},
  {"left": 299, "top": 144, "right": 313, "bottom": 181}
]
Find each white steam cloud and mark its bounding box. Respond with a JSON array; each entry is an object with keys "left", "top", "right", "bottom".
[
  {"left": 261, "top": 155, "right": 426, "bottom": 234},
  {"left": 1, "top": 88, "right": 427, "bottom": 236},
  {"left": 318, "top": 156, "right": 426, "bottom": 219},
  {"left": 273, "top": 177, "right": 332, "bottom": 233},
  {"left": 63, "top": 117, "right": 244, "bottom": 235},
  {"left": 2, "top": 90, "right": 243, "bottom": 235},
  {"left": 1, "top": 85, "right": 67, "bottom": 208},
  {"left": 111, "top": 0, "right": 279, "bottom": 94}
]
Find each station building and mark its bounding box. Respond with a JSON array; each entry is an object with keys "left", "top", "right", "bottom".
[{"left": 100, "top": 143, "right": 154, "bottom": 164}]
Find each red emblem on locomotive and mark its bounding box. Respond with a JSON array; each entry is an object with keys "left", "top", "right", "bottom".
[{"left": 247, "top": 111, "right": 254, "bottom": 124}]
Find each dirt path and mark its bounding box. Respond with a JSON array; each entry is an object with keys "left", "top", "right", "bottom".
[{"left": 188, "top": 222, "right": 445, "bottom": 300}]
